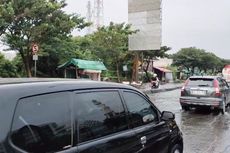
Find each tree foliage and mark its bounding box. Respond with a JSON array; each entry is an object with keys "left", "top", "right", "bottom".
[
  {"left": 0, "top": 53, "right": 17, "bottom": 77},
  {"left": 91, "top": 22, "right": 137, "bottom": 82},
  {"left": 72, "top": 36, "right": 97, "bottom": 60},
  {"left": 1, "top": 0, "right": 229, "bottom": 79},
  {"left": 142, "top": 46, "right": 171, "bottom": 81},
  {"left": 0, "top": 0, "right": 89, "bottom": 77},
  {"left": 172, "top": 47, "right": 223, "bottom": 75}
]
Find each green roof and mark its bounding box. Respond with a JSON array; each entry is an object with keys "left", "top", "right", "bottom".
[{"left": 58, "top": 58, "right": 107, "bottom": 71}]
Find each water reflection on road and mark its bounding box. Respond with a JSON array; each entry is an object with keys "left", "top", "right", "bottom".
[{"left": 149, "top": 89, "right": 230, "bottom": 153}]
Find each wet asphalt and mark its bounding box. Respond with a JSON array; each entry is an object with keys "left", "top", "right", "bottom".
[{"left": 148, "top": 89, "right": 230, "bottom": 153}]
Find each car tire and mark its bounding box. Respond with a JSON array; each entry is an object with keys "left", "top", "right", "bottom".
[
  {"left": 221, "top": 99, "right": 226, "bottom": 115},
  {"left": 226, "top": 100, "right": 230, "bottom": 108},
  {"left": 182, "top": 106, "right": 189, "bottom": 111},
  {"left": 169, "top": 144, "right": 183, "bottom": 153}
]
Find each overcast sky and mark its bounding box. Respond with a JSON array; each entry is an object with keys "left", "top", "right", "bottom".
[{"left": 64, "top": 0, "right": 230, "bottom": 59}]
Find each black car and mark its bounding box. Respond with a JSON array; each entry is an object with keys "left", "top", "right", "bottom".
[
  {"left": 180, "top": 76, "right": 230, "bottom": 114},
  {"left": 0, "top": 78, "right": 183, "bottom": 153}
]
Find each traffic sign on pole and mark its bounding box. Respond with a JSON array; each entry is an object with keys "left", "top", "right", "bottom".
[
  {"left": 32, "top": 43, "right": 39, "bottom": 54},
  {"left": 33, "top": 54, "right": 38, "bottom": 61},
  {"left": 31, "top": 43, "right": 39, "bottom": 77}
]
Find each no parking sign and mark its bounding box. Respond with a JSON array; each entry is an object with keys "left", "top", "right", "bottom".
[{"left": 32, "top": 43, "right": 39, "bottom": 54}]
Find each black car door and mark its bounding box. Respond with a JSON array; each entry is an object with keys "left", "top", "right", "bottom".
[
  {"left": 72, "top": 89, "right": 141, "bottom": 153},
  {"left": 122, "top": 90, "right": 171, "bottom": 153}
]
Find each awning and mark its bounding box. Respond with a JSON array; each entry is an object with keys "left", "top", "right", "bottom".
[
  {"left": 58, "top": 58, "right": 107, "bottom": 71},
  {"left": 154, "top": 67, "right": 172, "bottom": 73}
]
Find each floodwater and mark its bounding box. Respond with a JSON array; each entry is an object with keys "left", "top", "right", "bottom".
[{"left": 149, "top": 89, "right": 230, "bottom": 153}]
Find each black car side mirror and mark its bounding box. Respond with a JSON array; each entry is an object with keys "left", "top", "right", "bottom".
[{"left": 161, "top": 111, "right": 175, "bottom": 121}]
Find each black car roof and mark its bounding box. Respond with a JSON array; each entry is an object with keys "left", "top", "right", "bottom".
[
  {"left": 0, "top": 78, "right": 138, "bottom": 97},
  {"left": 0, "top": 78, "right": 82, "bottom": 85},
  {"left": 0, "top": 78, "right": 141, "bottom": 141}
]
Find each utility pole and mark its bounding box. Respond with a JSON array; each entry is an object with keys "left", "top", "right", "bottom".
[{"left": 132, "top": 52, "right": 140, "bottom": 83}]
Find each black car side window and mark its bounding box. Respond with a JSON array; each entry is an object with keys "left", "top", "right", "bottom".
[
  {"left": 123, "top": 91, "right": 159, "bottom": 128},
  {"left": 74, "top": 91, "right": 128, "bottom": 143},
  {"left": 11, "top": 92, "right": 72, "bottom": 153}
]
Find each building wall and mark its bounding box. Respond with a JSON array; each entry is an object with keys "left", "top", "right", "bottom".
[
  {"left": 128, "top": 0, "right": 162, "bottom": 51},
  {"left": 153, "top": 58, "right": 173, "bottom": 67}
]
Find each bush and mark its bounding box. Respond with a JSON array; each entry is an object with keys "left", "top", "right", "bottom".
[{"left": 142, "top": 72, "right": 153, "bottom": 83}]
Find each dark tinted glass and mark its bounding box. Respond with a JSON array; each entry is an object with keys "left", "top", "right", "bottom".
[
  {"left": 123, "top": 91, "right": 158, "bottom": 128},
  {"left": 11, "top": 92, "right": 72, "bottom": 153},
  {"left": 74, "top": 91, "right": 128, "bottom": 143},
  {"left": 187, "top": 78, "right": 214, "bottom": 87},
  {"left": 0, "top": 143, "right": 6, "bottom": 153}
]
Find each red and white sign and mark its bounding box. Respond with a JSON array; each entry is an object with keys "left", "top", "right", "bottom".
[
  {"left": 222, "top": 65, "right": 230, "bottom": 82},
  {"left": 32, "top": 44, "right": 39, "bottom": 54}
]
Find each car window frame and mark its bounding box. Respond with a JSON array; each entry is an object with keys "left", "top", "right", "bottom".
[
  {"left": 217, "top": 77, "right": 224, "bottom": 87},
  {"left": 120, "top": 89, "right": 161, "bottom": 128},
  {"left": 8, "top": 91, "right": 75, "bottom": 153},
  {"left": 73, "top": 88, "right": 131, "bottom": 145},
  {"left": 221, "top": 78, "right": 229, "bottom": 88}
]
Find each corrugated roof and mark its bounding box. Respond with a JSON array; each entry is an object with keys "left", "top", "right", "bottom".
[
  {"left": 154, "top": 67, "right": 172, "bottom": 73},
  {"left": 58, "top": 58, "right": 107, "bottom": 71}
]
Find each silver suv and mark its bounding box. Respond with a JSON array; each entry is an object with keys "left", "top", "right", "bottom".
[{"left": 180, "top": 76, "right": 230, "bottom": 114}]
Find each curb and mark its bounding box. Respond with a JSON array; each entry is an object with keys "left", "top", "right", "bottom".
[{"left": 142, "top": 86, "right": 182, "bottom": 94}]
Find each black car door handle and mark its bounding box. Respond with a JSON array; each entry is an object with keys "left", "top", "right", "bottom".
[{"left": 140, "top": 136, "right": 147, "bottom": 148}]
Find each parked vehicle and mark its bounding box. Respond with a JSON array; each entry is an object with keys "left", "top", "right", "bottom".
[
  {"left": 180, "top": 76, "right": 230, "bottom": 114},
  {"left": 0, "top": 78, "right": 183, "bottom": 153}
]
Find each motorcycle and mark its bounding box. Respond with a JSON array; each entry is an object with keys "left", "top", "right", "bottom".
[{"left": 151, "top": 79, "right": 159, "bottom": 89}]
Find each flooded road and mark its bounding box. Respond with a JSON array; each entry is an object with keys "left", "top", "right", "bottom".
[{"left": 148, "top": 89, "right": 230, "bottom": 153}]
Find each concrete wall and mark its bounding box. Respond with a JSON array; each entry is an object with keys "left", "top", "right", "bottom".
[{"left": 128, "top": 0, "right": 162, "bottom": 51}]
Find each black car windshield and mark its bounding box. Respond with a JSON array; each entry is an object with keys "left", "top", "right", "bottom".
[{"left": 187, "top": 78, "right": 214, "bottom": 87}]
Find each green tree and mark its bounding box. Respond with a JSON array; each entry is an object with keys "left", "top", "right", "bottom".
[
  {"left": 142, "top": 46, "right": 171, "bottom": 81},
  {"left": 0, "top": 0, "right": 89, "bottom": 77},
  {"left": 0, "top": 53, "right": 17, "bottom": 77},
  {"left": 199, "top": 52, "right": 221, "bottom": 74},
  {"left": 12, "top": 53, "right": 26, "bottom": 77},
  {"left": 36, "top": 37, "right": 79, "bottom": 77},
  {"left": 172, "top": 47, "right": 225, "bottom": 76},
  {"left": 172, "top": 47, "right": 205, "bottom": 75},
  {"left": 72, "top": 36, "right": 97, "bottom": 60},
  {"left": 91, "top": 22, "right": 137, "bottom": 82}
]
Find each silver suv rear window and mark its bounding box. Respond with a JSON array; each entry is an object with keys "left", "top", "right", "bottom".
[{"left": 187, "top": 78, "right": 214, "bottom": 87}]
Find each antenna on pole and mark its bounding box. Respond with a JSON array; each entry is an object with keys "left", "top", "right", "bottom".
[
  {"left": 86, "top": 0, "right": 92, "bottom": 34},
  {"left": 86, "top": 0, "right": 104, "bottom": 33},
  {"left": 94, "top": 0, "right": 104, "bottom": 30}
]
